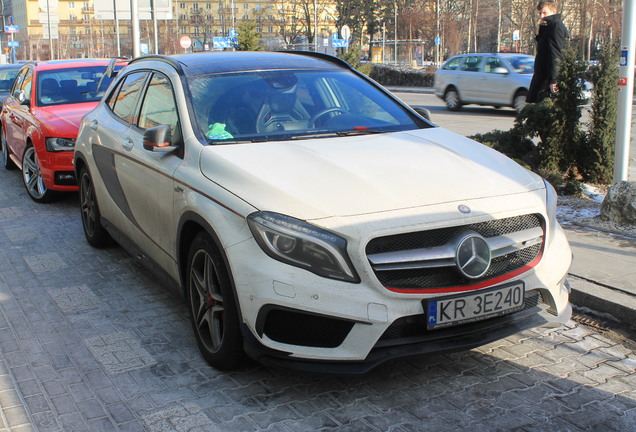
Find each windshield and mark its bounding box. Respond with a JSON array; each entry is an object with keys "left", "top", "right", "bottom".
[
  {"left": 189, "top": 69, "right": 423, "bottom": 143},
  {"left": 505, "top": 56, "right": 535, "bottom": 74},
  {"left": 0, "top": 69, "right": 19, "bottom": 91},
  {"left": 37, "top": 66, "right": 117, "bottom": 106}
]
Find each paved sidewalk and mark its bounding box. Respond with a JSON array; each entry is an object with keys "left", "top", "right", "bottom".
[{"left": 565, "top": 228, "right": 636, "bottom": 326}]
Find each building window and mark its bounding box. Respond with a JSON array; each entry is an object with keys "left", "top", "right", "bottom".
[
  {"left": 268, "top": 26, "right": 273, "bottom": 33},
  {"left": 68, "top": 2, "right": 74, "bottom": 8},
  {"left": 194, "top": 27, "right": 199, "bottom": 35},
  {"left": 70, "top": 14, "right": 76, "bottom": 20},
  {"left": 83, "top": 1, "right": 89, "bottom": 7},
  {"left": 242, "top": 14, "right": 248, "bottom": 20},
  {"left": 85, "top": 28, "right": 91, "bottom": 34},
  {"left": 207, "top": 15, "right": 212, "bottom": 20},
  {"left": 244, "top": 3, "right": 248, "bottom": 9},
  {"left": 206, "top": 2, "right": 211, "bottom": 8},
  {"left": 179, "top": 14, "right": 186, "bottom": 20},
  {"left": 180, "top": 26, "right": 187, "bottom": 34},
  {"left": 193, "top": 3, "right": 199, "bottom": 10},
  {"left": 180, "top": 2, "right": 185, "bottom": 8}
]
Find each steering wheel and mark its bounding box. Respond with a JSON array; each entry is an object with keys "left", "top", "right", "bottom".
[{"left": 308, "top": 107, "right": 347, "bottom": 128}]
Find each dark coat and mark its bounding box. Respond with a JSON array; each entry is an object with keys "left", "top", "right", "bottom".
[{"left": 527, "top": 13, "right": 569, "bottom": 103}]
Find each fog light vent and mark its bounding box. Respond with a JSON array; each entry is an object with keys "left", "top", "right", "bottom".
[
  {"left": 55, "top": 171, "right": 77, "bottom": 186},
  {"left": 258, "top": 306, "right": 354, "bottom": 348}
]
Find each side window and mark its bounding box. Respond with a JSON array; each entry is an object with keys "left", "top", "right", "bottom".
[
  {"left": 484, "top": 57, "right": 504, "bottom": 73},
  {"left": 138, "top": 73, "right": 178, "bottom": 132},
  {"left": 442, "top": 57, "right": 461, "bottom": 71},
  {"left": 460, "top": 56, "right": 482, "bottom": 72},
  {"left": 110, "top": 72, "right": 148, "bottom": 125},
  {"left": 11, "top": 68, "right": 27, "bottom": 97},
  {"left": 21, "top": 69, "right": 33, "bottom": 100}
]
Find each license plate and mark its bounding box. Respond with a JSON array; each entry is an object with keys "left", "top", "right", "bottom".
[{"left": 426, "top": 282, "right": 525, "bottom": 330}]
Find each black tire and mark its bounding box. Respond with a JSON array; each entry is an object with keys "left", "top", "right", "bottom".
[
  {"left": 22, "top": 143, "right": 58, "bottom": 203},
  {"left": 79, "top": 165, "right": 113, "bottom": 248},
  {"left": 186, "top": 232, "right": 244, "bottom": 370},
  {"left": 444, "top": 87, "right": 462, "bottom": 111},
  {"left": 1, "top": 127, "right": 16, "bottom": 170},
  {"left": 513, "top": 89, "right": 528, "bottom": 113}
]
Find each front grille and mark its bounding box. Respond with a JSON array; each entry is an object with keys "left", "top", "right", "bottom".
[
  {"left": 378, "top": 290, "right": 545, "bottom": 344},
  {"left": 366, "top": 214, "right": 544, "bottom": 291}
]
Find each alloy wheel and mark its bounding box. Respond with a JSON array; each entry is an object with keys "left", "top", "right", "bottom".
[
  {"left": 190, "top": 248, "right": 226, "bottom": 354},
  {"left": 22, "top": 146, "right": 48, "bottom": 200}
]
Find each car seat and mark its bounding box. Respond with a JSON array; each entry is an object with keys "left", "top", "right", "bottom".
[{"left": 40, "top": 78, "right": 60, "bottom": 101}]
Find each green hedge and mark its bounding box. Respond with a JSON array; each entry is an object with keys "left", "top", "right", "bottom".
[{"left": 369, "top": 64, "right": 435, "bottom": 87}]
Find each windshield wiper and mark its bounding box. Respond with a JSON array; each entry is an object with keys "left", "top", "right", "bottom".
[{"left": 336, "top": 127, "right": 390, "bottom": 136}]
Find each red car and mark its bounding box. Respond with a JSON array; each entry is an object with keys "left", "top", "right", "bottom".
[{"left": 1, "top": 59, "right": 125, "bottom": 202}]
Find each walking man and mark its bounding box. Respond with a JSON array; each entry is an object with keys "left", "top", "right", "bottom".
[{"left": 527, "top": 0, "right": 569, "bottom": 103}]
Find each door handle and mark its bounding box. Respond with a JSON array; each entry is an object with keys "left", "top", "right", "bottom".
[
  {"left": 122, "top": 139, "right": 134, "bottom": 151},
  {"left": 90, "top": 120, "right": 99, "bottom": 131}
]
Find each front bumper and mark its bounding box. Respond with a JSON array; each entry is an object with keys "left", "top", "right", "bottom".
[
  {"left": 244, "top": 296, "right": 571, "bottom": 374},
  {"left": 225, "top": 213, "right": 571, "bottom": 372}
]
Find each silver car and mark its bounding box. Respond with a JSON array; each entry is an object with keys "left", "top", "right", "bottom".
[{"left": 434, "top": 53, "right": 534, "bottom": 112}]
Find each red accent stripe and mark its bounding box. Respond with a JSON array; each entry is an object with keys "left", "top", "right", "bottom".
[{"left": 384, "top": 250, "right": 544, "bottom": 295}]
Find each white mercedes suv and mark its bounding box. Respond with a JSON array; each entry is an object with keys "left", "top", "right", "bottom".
[{"left": 74, "top": 52, "right": 572, "bottom": 374}]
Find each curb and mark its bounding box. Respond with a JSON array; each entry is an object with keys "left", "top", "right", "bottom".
[{"left": 568, "top": 275, "right": 636, "bottom": 330}]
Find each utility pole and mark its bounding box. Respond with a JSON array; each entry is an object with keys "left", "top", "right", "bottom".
[
  {"left": 131, "top": 0, "right": 140, "bottom": 57},
  {"left": 615, "top": 0, "right": 635, "bottom": 182}
]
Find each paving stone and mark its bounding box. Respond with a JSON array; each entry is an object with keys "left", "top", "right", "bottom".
[
  {"left": 84, "top": 331, "right": 157, "bottom": 375},
  {"left": 49, "top": 285, "right": 101, "bottom": 314},
  {"left": 140, "top": 402, "right": 219, "bottom": 431},
  {"left": 23, "top": 253, "right": 68, "bottom": 273}
]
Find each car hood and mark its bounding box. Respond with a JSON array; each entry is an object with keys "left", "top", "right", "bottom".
[
  {"left": 199, "top": 128, "right": 545, "bottom": 220},
  {"left": 34, "top": 103, "right": 99, "bottom": 134}
]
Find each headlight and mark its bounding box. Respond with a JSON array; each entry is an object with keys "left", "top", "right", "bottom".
[
  {"left": 247, "top": 211, "right": 360, "bottom": 283},
  {"left": 45, "top": 137, "right": 76, "bottom": 152}
]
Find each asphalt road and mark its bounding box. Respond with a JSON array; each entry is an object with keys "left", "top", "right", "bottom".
[{"left": 392, "top": 92, "right": 518, "bottom": 137}]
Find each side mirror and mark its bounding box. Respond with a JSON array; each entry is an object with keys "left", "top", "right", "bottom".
[
  {"left": 411, "top": 106, "right": 432, "bottom": 122},
  {"left": 143, "top": 124, "right": 178, "bottom": 153},
  {"left": 492, "top": 67, "right": 509, "bottom": 74},
  {"left": 16, "top": 90, "right": 30, "bottom": 106}
]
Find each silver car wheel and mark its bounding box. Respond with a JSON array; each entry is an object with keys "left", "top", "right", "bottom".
[
  {"left": 445, "top": 88, "right": 461, "bottom": 111},
  {"left": 190, "top": 248, "right": 227, "bottom": 354},
  {"left": 22, "top": 146, "right": 47, "bottom": 200},
  {"left": 1, "top": 129, "right": 15, "bottom": 170},
  {"left": 513, "top": 90, "right": 528, "bottom": 113}
]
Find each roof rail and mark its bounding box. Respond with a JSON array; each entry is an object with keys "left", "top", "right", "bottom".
[
  {"left": 278, "top": 51, "right": 354, "bottom": 71},
  {"left": 128, "top": 55, "right": 183, "bottom": 74}
]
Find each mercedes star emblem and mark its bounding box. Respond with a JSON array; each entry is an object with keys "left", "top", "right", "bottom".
[{"left": 455, "top": 233, "right": 492, "bottom": 279}]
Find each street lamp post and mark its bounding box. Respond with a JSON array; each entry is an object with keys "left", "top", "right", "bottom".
[
  {"left": 394, "top": 2, "right": 397, "bottom": 65},
  {"left": 615, "top": 0, "right": 636, "bottom": 182}
]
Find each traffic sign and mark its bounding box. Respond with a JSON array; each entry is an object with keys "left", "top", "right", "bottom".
[
  {"left": 340, "top": 25, "right": 350, "bottom": 40},
  {"left": 179, "top": 35, "right": 192, "bottom": 49},
  {"left": 7, "top": 41, "right": 19, "bottom": 47},
  {"left": 4, "top": 25, "right": 19, "bottom": 33},
  {"left": 332, "top": 33, "right": 349, "bottom": 48},
  {"left": 213, "top": 37, "right": 232, "bottom": 48},
  {"left": 435, "top": 36, "right": 441, "bottom": 45},
  {"left": 513, "top": 30, "right": 520, "bottom": 41}
]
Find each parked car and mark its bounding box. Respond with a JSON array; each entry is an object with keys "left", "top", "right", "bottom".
[
  {"left": 434, "top": 53, "right": 536, "bottom": 112},
  {"left": 0, "top": 58, "right": 126, "bottom": 202},
  {"left": 74, "top": 52, "right": 572, "bottom": 373},
  {"left": 0, "top": 64, "right": 22, "bottom": 106}
]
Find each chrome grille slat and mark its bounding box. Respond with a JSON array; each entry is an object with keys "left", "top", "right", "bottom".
[
  {"left": 365, "top": 214, "right": 545, "bottom": 290},
  {"left": 368, "top": 226, "right": 544, "bottom": 271}
]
